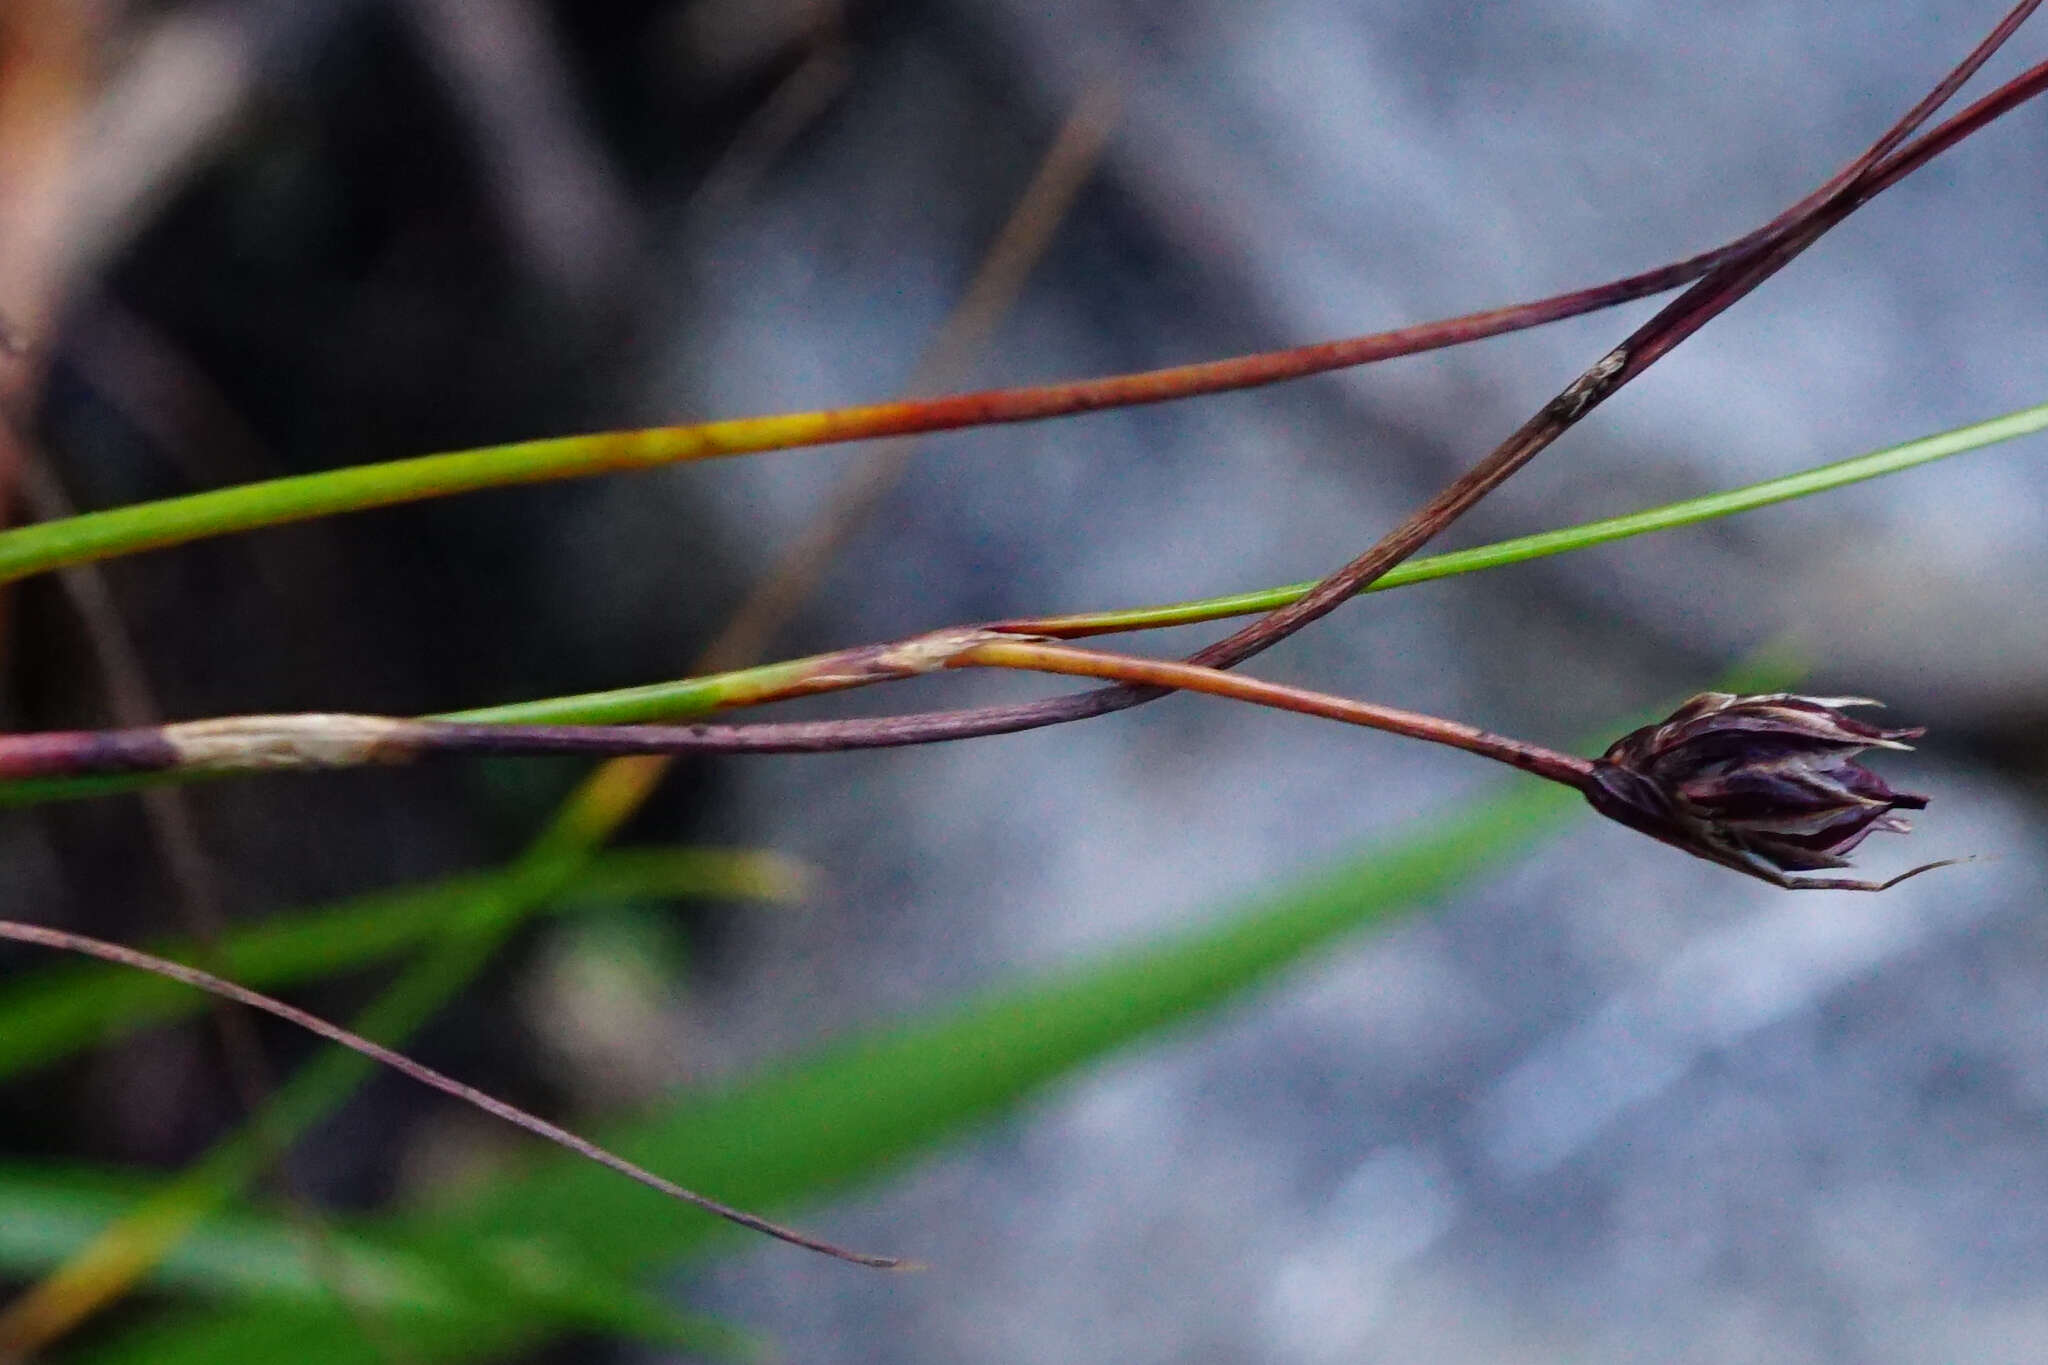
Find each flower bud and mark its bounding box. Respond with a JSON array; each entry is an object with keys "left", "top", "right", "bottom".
[{"left": 1584, "top": 692, "right": 1931, "bottom": 887}]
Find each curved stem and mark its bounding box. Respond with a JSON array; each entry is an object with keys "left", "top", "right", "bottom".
[
  {"left": 950, "top": 638, "right": 1595, "bottom": 787},
  {"left": 0, "top": 919, "right": 907, "bottom": 1270},
  {"left": 0, "top": 252, "right": 1757, "bottom": 586}
]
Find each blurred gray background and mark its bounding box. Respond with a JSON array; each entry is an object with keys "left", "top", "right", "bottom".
[{"left": 3, "top": 2, "right": 2046, "bottom": 1362}]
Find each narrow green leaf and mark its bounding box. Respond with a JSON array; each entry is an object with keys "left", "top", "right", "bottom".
[
  {"left": 0, "top": 1164, "right": 450, "bottom": 1306},
  {"left": 478, "top": 784, "right": 1571, "bottom": 1250},
  {"left": 1038, "top": 398, "right": 2048, "bottom": 635}
]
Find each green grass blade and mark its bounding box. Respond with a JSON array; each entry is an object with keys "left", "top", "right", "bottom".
[
  {"left": 1036, "top": 398, "right": 2048, "bottom": 635},
  {"left": 0, "top": 848, "right": 805, "bottom": 1082},
  {"left": 75, "top": 779, "right": 1576, "bottom": 1365},
  {"left": 472, "top": 786, "right": 1570, "bottom": 1248},
  {"left": 0, "top": 1165, "right": 452, "bottom": 1306},
  {"left": 0, "top": 773, "right": 183, "bottom": 807}
]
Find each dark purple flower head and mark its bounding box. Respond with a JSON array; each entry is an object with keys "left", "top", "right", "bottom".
[{"left": 1585, "top": 692, "right": 1934, "bottom": 888}]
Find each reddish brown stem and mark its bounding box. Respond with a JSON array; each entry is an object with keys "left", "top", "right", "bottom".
[{"left": 951, "top": 639, "right": 1594, "bottom": 786}]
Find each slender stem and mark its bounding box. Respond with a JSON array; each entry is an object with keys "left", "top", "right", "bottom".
[
  {"left": 0, "top": 918, "right": 906, "bottom": 1270},
  {"left": 950, "top": 638, "right": 1595, "bottom": 787},
  {"left": 0, "top": 247, "right": 1774, "bottom": 587},
  {"left": 0, "top": 12, "right": 2030, "bottom": 591},
  {"left": 1008, "top": 399, "right": 2048, "bottom": 639}
]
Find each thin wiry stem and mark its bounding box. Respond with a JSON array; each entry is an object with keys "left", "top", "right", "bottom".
[
  {"left": 0, "top": 8, "right": 2031, "bottom": 591},
  {"left": 0, "top": 919, "right": 908, "bottom": 1270},
  {"left": 949, "top": 638, "right": 1596, "bottom": 787},
  {"left": 0, "top": 252, "right": 1737, "bottom": 586}
]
